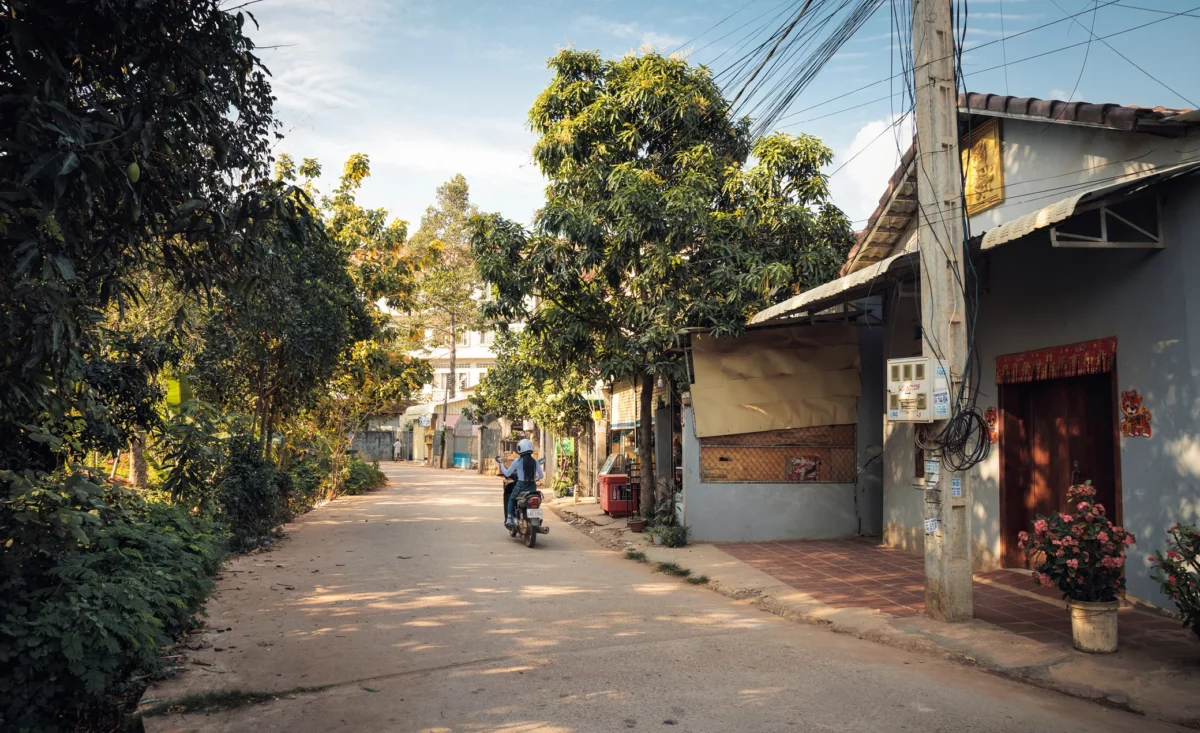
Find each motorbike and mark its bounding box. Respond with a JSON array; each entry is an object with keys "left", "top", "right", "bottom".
[{"left": 501, "top": 469, "right": 549, "bottom": 548}]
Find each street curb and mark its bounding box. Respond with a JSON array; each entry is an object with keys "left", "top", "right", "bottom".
[{"left": 550, "top": 505, "right": 1200, "bottom": 729}]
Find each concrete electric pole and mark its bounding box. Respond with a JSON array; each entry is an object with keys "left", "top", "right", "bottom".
[{"left": 912, "top": 0, "right": 973, "bottom": 622}]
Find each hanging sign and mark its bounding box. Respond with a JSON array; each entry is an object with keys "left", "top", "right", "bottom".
[{"left": 924, "top": 517, "right": 940, "bottom": 534}]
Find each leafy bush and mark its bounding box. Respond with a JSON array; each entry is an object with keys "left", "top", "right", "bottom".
[
  {"left": 655, "top": 524, "right": 689, "bottom": 548},
  {"left": 1017, "top": 482, "right": 1135, "bottom": 602},
  {"left": 218, "top": 434, "right": 285, "bottom": 552},
  {"left": 0, "top": 470, "right": 225, "bottom": 732},
  {"left": 551, "top": 472, "right": 574, "bottom": 498},
  {"left": 341, "top": 457, "right": 387, "bottom": 496},
  {"left": 1149, "top": 523, "right": 1200, "bottom": 639},
  {"left": 286, "top": 457, "right": 329, "bottom": 515}
]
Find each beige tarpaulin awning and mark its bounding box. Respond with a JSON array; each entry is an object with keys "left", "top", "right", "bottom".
[{"left": 690, "top": 325, "right": 860, "bottom": 438}]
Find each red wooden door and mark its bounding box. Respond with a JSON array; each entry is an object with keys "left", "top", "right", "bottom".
[{"left": 999, "top": 373, "right": 1117, "bottom": 568}]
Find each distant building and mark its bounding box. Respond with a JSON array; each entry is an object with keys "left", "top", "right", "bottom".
[{"left": 411, "top": 329, "right": 498, "bottom": 407}]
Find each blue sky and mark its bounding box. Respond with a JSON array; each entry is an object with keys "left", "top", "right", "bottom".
[{"left": 245, "top": 0, "right": 1199, "bottom": 230}]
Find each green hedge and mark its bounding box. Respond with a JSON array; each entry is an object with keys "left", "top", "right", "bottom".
[
  {"left": 0, "top": 473, "right": 226, "bottom": 732},
  {"left": 341, "top": 457, "right": 387, "bottom": 496}
]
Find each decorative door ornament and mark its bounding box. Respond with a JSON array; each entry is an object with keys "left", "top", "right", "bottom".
[
  {"left": 1120, "top": 390, "right": 1152, "bottom": 438},
  {"left": 962, "top": 118, "right": 1004, "bottom": 215},
  {"left": 984, "top": 406, "right": 999, "bottom": 444}
]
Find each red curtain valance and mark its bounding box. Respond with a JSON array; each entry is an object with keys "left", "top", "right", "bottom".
[{"left": 996, "top": 337, "right": 1117, "bottom": 385}]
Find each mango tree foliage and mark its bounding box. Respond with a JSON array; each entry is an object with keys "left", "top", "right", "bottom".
[
  {"left": 0, "top": 0, "right": 289, "bottom": 473},
  {"left": 0, "top": 2, "right": 313, "bottom": 727},
  {"left": 472, "top": 50, "right": 854, "bottom": 516}
]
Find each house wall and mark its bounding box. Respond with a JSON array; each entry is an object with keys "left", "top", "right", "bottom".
[
  {"left": 881, "top": 290, "right": 927, "bottom": 556},
  {"left": 881, "top": 174, "right": 1200, "bottom": 608},
  {"left": 682, "top": 327, "right": 884, "bottom": 543},
  {"left": 970, "top": 118, "right": 1200, "bottom": 233}
]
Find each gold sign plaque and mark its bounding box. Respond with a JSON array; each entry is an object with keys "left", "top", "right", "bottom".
[{"left": 962, "top": 118, "right": 1003, "bottom": 215}]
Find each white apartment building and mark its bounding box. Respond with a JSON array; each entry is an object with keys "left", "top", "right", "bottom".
[{"left": 413, "top": 329, "right": 498, "bottom": 406}]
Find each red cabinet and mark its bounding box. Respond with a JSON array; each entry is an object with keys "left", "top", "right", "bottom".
[{"left": 598, "top": 473, "right": 638, "bottom": 517}]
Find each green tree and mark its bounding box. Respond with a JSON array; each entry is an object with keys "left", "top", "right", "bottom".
[
  {"left": 473, "top": 50, "right": 853, "bottom": 518},
  {"left": 271, "top": 153, "right": 431, "bottom": 485},
  {"left": 468, "top": 329, "right": 593, "bottom": 435},
  {"left": 407, "top": 174, "right": 485, "bottom": 462},
  {"left": 0, "top": 2, "right": 306, "bottom": 727},
  {"left": 0, "top": 0, "right": 283, "bottom": 473}
]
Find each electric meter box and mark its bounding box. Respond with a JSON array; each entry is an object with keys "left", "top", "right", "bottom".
[{"left": 886, "top": 357, "right": 951, "bottom": 423}]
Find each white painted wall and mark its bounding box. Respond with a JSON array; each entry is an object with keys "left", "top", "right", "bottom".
[{"left": 969, "top": 118, "right": 1200, "bottom": 234}]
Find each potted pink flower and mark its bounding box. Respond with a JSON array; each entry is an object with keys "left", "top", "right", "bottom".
[
  {"left": 1149, "top": 523, "right": 1200, "bottom": 640},
  {"left": 1017, "top": 482, "right": 1135, "bottom": 653}
]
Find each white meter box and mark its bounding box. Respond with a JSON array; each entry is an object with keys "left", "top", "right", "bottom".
[{"left": 886, "top": 357, "right": 951, "bottom": 423}]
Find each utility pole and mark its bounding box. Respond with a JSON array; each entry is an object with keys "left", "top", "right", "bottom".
[{"left": 912, "top": 0, "right": 972, "bottom": 622}]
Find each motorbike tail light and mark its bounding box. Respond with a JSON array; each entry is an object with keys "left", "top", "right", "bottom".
[{"left": 528, "top": 496, "right": 541, "bottom": 509}]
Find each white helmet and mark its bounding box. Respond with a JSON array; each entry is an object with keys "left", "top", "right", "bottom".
[{"left": 517, "top": 438, "right": 535, "bottom": 455}]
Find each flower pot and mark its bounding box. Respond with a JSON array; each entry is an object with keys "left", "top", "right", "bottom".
[
  {"left": 628, "top": 517, "right": 647, "bottom": 533},
  {"left": 1068, "top": 600, "right": 1119, "bottom": 653},
  {"left": 653, "top": 534, "right": 664, "bottom": 545}
]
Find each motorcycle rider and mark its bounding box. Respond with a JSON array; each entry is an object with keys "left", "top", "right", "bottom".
[{"left": 497, "top": 438, "right": 543, "bottom": 529}]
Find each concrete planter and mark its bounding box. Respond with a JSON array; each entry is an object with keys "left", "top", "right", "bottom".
[
  {"left": 628, "top": 517, "right": 647, "bottom": 533},
  {"left": 1069, "top": 600, "right": 1119, "bottom": 653},
  {"left": 652, "top": 533, "right": 664, "bottom": 545}
]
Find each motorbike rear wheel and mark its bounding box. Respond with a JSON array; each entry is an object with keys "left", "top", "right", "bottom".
[{"left": 524, "top": 525, "right": 537, "bottom": 548}]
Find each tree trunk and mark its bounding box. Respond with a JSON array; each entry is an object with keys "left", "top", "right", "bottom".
[
  {"left": 442, "top": 313, "right": 457, "bottom": 469},
  {"left": 129, "top": 430, "right": 149, "bottom": 489},
  {"left": 639, "top": 372, "right": 656, "bottom": 520}
]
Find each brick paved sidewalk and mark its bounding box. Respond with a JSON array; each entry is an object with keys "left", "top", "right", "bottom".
[{"left": 720, "top": 538, "right": 1195, "bottom": 652}]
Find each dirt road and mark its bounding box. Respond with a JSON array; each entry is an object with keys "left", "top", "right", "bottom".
[{"left": 143, "top": 464, "right": 1186, "bottom": 732}]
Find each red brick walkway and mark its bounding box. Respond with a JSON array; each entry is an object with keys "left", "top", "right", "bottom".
[{"left": 719, "top": 539, "right": 1194, "bottom": 650}]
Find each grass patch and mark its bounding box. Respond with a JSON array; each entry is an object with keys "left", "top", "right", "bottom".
[
  {"left": 140, "top": 686, "right": 329, "bottom": 717},
  {"left": 686, "top": 575, "right": 710, "bottom": 585},
  {"left": 625, "top": 549, "right": 648, "bottom": 563},
  {"left": 656, "top": 561, "right": 691, "bottom": 577}
]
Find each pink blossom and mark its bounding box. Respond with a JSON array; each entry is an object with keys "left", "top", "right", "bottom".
[
  {"left": 1034, "top": 519, "right": 1049, "bottom": 534},
  {"left": 1123, "top": 534, "right": 1136, "bottom": 547},
  {"left": 1067, "top": 559, "right": 1079, "bottom": 569},
  {"left": 1040, "top": 575, "right": 1054, "bottom": 588},
  {"left": 1060, "top": 513, "right": 1073, "bottom": 523},
  {"left": 1077, "top": 502, "right": 1091, "bottom": 512},
  {"left": 1095, "top": 504, "right": 1105, "bottom": 514},
  {"left": 1084, "top": 513, "right": 1094, "bottom": 522},
  {"left": 1167, "top": 550, "right": 1182, "bottom": 561},
  {"left": 1055, "top": 549, "right": 1064, "bottom": 557},
  {"left": 1097, "top": 531, "right": 1110, "bottom": 543}
]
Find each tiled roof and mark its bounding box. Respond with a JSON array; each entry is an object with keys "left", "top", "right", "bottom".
[
  {"left": 959, "top": 92, "right": 1193, "bottom": 132},
  {"left": 839, "top": 93, "right": 1198, "bottom": 275}
]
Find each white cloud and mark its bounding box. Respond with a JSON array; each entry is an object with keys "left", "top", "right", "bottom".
[
  {"left": 576, "top": 16, "right": 685, "bottom": 50},
  {"left": 828, "top": 114, "right": 915, "bottom": 226},
  {"left": 247, "top": 0, "right": 431, "bottom": 113},
  {"left": 1049, "top": 88, "right": 1087, "bottom": 103}
]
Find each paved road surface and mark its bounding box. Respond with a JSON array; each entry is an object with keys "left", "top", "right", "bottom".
[{"left": 145, "top": 464, "right": 1185, "bottom": 732}]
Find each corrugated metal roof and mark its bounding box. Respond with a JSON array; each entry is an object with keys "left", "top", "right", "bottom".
[
  {"left": 981, "top": 159, "right": 1200, "bottom": 249},
  {"left": 751, "top": 251, "right": 914, "bottom": 325}
]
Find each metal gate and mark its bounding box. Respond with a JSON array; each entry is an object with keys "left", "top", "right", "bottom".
[{"left": 452, "top": 419, "right": 473, "bottom": 469}]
